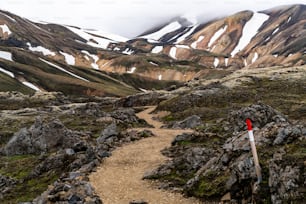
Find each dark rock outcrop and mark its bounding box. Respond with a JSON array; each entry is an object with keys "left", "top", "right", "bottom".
[
  {"left": 3, "top": 117, "right": 85, "bottom": 155},
  {"left": 0, "top": 97, "right": 154, "bottom": 203},
  {"left": 145, "top": 104, "right": 306, "bottom": 203},
  {"left": 172, "top": 115, "right": 202, "bottom": 129},
  {"left": 229, "top": 103, "right": 287, "bottom": 132},
  {"left": 0, "top": 175, "right": 17, "bottom": 199},
  {"left": 33, "top": 171, "right": 102, "bottom": 204}
]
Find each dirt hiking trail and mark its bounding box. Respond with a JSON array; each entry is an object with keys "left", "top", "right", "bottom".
[{"left": 90, "top": 106, "right": 201, "bottom": 204}]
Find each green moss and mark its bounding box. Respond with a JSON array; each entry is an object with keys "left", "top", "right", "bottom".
[
  {"left": 163, "top": 115, "right": 175, "bottom": 122},
  {"left": 177, "top": 141, "right": 193, "bottom": 146},
  {"left": 159, "top": 78, "right": 306, "bottom": 123},
  {"left": 0, "top": 117, "right": 35, "bottom": 147},
  {"left": 191, "top": 171, "right": 229, "bottom": 199},
  {"left": 0, "top": 154, "right": 65, "bottom": 203},
  {"left": 0, "top": 73, "right": 34, "bottom": 94},
  {"left": 2, "top": 171, "right": 59, "bottom": 203},
  {"left": 0, "top": 155, "right": 38, "bottom": 180},
  {"left": 59, "top": 114, "right": 110, "bottom": 138},
  {"left": 149, "top": 169, "right": 194, "bottom": 187},
  {"left": 163, "top": 171, "right": 190, "bottom": 186}
]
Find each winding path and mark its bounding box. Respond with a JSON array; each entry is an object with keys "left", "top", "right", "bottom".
[{"left": 89, "top": 106, "right": 201, "bottom": 204}]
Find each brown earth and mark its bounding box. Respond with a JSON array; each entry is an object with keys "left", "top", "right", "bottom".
[{"left": 89, "top": 106, "right": 201, "bottom": 204}]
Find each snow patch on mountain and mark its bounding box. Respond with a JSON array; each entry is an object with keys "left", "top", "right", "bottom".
[
  {"left": 175, "top": 25, "right": 198, "bottom": 44},
  {"left": 67, "top": 26, "right": 113, "bottom": 49},
  {"left": 147, "top": 39, "right": 159, "bottom": 43},
  {"left": 158, "top": 74, "right": 162, "bottom": 80},
  {"left": 139, "top": 88, "right": 148, "bottom": 93},
  {"left": 272, "top": 27, "right": 279, "bottom": 35},
  {"left": 140, "top": 21, "right": 181, "bottom": 41},
  {"left": 81, "top": 50, "right": 99, "bottom": 70},
  {"left": 231, "top": 12, "right": 269, "bottom": 56},
  {"left": 84, "top": 29, "right": 128, "bottom": 42},
  {"left": 214, "top": 58, "right": 219, "bottom": 68},
  {"left": 122, "top": 48, "right": 134, "bottom": 55},
  {"left": 225, "top": 58, "right": 229, "bottom": 67},
  {"left": 22, "top": 81, "right": 41, "bottom": 92},
  {"left": 0, "top": 50, "right": 13, "bottom": 61},
  {"left": 84, "top": 55, "right": 90, "bottom": 61},
  {"left": 149, "top": 61, "right": 158, "bottom": 66},
  {"left": 60, "top": 51, "right": 75, "bottom": 65},
  {"left": 208, "top": 25, "right": 228, "bottom": 48},
  {"left": 265, "top": 36, "right": 271, "bottom": 42},
  {"left": 0, "top": 24, "right": 11, "bottom": 35},
  {"left": 252, "top": 52, "right": 258, "bottom": 63},
  {"left": 0, "top": 67, "right": 14, "bottom": 78},
  {"left": 127, "top": 67, "right": 136, "bottom": 74},
  {"left": 169, "top": 32, "right": 184, "bottom": 42},
  {"left": 27, "top": 42, "right": 56, "bottom": 56},
  {"left": 169, "top": 47, "right": 177, "bottom": 59},
  {"left": 287, "top": 16, "right": 292, "bottom": 23},
  {"left": 191, "top": 35, "right": 205, "bottom": 49},
  {"left": 151, "top": 46, "right": 163, "bottom": 54},
  {"left": 0, "top": 12, "right": 16, "bottom": 22},
  {"left": 39, "top": 58, "right": 89, "bottom": 82},
  {"left": 176, "top": 45, "right": 190, "bottom": 49}
]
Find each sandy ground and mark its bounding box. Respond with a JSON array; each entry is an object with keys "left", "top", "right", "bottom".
[{"left": 89, "top": 106, "right": 201, "bottom": 204}]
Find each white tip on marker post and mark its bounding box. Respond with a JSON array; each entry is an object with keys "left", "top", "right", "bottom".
[{"left": 246, "top": 119, "right": 262, "bottom": 188}]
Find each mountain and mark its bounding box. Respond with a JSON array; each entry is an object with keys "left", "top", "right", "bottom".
[
  {"left": 0, "top": 4, "right": 305, "bottom": 96},
  {"left": 0, "top": 10, "right": 179, "bottom": 96},
  {"left": 130, "top": 4, "right": 306, "bottom": 69},
  {"left": 0, "top": 4, "right": 305, "bottom": 203}
]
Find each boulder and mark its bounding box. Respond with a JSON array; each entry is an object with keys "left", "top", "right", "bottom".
[
  {"left": 269, "top": 154, "right": 304, "bottom": 203},
  {"left": 110, "top": 108, "right": 138, "bottom": 123},
  {"left": 4, "top": 117, "right": 84, "bottom": 155},
  {"left": 172, "top": 115, "right": 202, "bottom": 129},
  {"left": 97, "top": 123, "right": 119, "bottom": 144},
  {"left": 229, "top": 103, "right": 287, "bottom": 132},
  {"left": 0, "top": 175, "right": 17, "bottom": 198},
  {"left": 33, "top": 172, "right": 102, "bottom": 204}
]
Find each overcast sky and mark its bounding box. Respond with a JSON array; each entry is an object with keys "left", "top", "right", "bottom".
[{"left": 0, "top": 0, "right": 305, "bottom": 38}]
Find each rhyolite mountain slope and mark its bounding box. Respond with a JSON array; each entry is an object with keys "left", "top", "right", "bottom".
[
  {"left": 0, "top": 4, "right": 306, "bottom": 96},
  {"left": 132, "top": 4, "right": 306, "bottom": 69},
  {"left": 0, "top": 10, "right": 180, "bottom": 96},
  {"left": 0, "top": 4, "right": 305, "bottom": 204}
]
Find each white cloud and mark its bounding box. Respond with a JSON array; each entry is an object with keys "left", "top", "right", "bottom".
[{"left": 0, "top": 0, "right": 305, "bottom": 38}]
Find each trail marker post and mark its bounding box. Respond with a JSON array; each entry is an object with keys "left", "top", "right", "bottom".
[{"left": 246, "top": 119, "right": 262, "bottom": 190}]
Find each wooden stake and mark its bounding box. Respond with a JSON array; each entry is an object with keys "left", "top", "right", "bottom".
[{"left": 246, "top": 119, "right": 262, "bottom": 184}]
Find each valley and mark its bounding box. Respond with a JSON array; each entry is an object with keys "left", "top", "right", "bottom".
[{"left": 0, "top": 3, "right": 305, "bottom": 204}]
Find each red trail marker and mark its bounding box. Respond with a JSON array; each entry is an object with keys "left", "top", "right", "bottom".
[{"left": 246, "top": 119, "right": 262, "bottom": 188}]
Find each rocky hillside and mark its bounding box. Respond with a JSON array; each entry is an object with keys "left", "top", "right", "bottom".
[
  {"left": 0, "top": 67, "right": 304, "bottom": 203},
  {"left": 0, "top": 3, "right": 305, "bottom": 203},
  {"left": 0, "top": 92, "right": 155, "bottom": 203},
  {"left": 133, "top": 4, "right": 306, "bottom": 69},
  {"left": 0, "top": 10, "right": 181, "bottom": 96},
  {"left": 0, "top": 4, "right": 305, "bottom": 95},
  {"left": 141, "top": 65, "right": 306, "bottom": 203}
]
